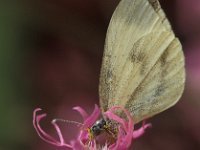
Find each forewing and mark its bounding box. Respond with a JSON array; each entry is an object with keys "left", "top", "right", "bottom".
[{"left": 99, "top": 0, "right": 185, "bottom": 123}]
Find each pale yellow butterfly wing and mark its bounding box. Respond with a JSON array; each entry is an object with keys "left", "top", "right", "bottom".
[
  {"left": 148, "top": 0, "right": 172, "bottom": 31},
  {"left": 99, "top": 0, "right": 185, "bottom": 123}
]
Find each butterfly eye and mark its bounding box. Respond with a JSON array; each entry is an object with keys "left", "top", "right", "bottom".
[{"left": 98, "top": 119, "right": 106, "bottom": 128}]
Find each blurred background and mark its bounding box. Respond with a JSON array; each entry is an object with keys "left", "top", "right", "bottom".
[{"left": 0, "top": 0, "right": 199, "bottom": 150}]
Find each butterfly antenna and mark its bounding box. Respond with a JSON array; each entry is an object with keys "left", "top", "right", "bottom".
[{"left": 52, "top": 118, "right": 83, "bottom": 127}]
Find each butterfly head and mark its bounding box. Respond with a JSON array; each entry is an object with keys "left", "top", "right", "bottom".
[
  {"left": 88, "top": 118, "right": 118, "bottom": 140},
  {"left": 88, "top": 118, "right": 106, "bottom": 139}
]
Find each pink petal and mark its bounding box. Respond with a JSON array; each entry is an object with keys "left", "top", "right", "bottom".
[
  {"left": 78, "top": 129, "right": 90, "bottom": 143},
  {"left": 51, "top": 120, "right": 65, "bottom": 146},
  {"left": 132, "top": 123, "right": 152, "bottom": 139},
  {"left": 82, "top": 104, "right": 101, "bottom": 128},
  {"left": 75, "top": 105, "right": 101, "bottom": 145},
  {"left": 104, "top": 106, "right": 134, "bottom": 150},
  {"left": 70, "top": 140, "right": 85, "bottom": 150},
  {"left": 104, "top": 106, "right": 134, "bottom": 132},
  {"left": 103, "top": 111, "right": 126, "bottom": 130},
  {"left": 33, "top": 108, "right": 59, "bottom": 145},
  {"left": 33, "top": 108, "right": 72, "bottom": 148},
  {"left": 73, "top": 106, "right": 89, "bottom": 120}
]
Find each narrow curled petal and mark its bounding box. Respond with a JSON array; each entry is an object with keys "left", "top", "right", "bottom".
[
  {"left": 104, "top": 106, "right": 151, "bottom": 150},
  {"left": 73, "top": 106, "right": 89, "bottom": 120},
  {"left": 33, "top": 106, "right": 101, "bottom": 150},
  {"left": 104, "top": 106, "right": 134, "bottom": 150},
  {"left": 33, "top": 108, "right": 72, "bottom": 148},
  {"left": 33, "top": 108, "right": 58, "bottom": 145},
  {"left": 82, "top": 104, "right": 101, "bottom": 128},
  {"left": 70, "top": 140, "right": 85, "bottom": 150},
  {"left": 132, "top": 123, "right": 152, "bottom": 139},
  {"left": 73, "top": 105, "right": 101, "bottom": 143},
  {"left": 78, "top": 129, "right": 88, "bottom": 143},
  {"left": 52, "top": 121, "right": 65, "bottom": 146},
  {"left": 103, "top": 111, "right": 126, "bottom": 129}
]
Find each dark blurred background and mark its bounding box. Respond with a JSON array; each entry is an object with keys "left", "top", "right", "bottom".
[{"left": 0, "top": 0, "right": 199, "bottom": 150}]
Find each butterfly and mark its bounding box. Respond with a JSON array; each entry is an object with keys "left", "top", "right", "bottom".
[
  {"left": 33, "top": 0, "right": 185, "bottom": 149},
  {"left": 89, "top": 0, "right": 185, "bottom": 136}
]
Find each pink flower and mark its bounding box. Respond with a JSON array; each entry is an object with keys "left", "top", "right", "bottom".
[{"left": 33, "top": 105, "right": 151, "bottom": 150}]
